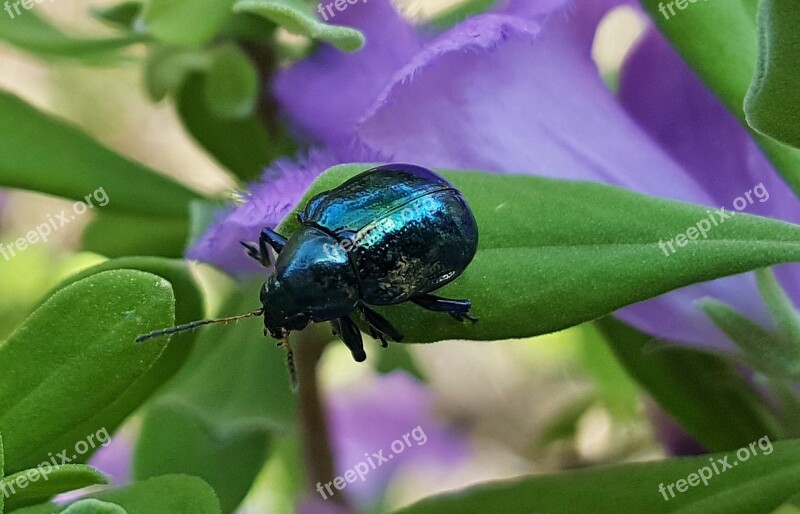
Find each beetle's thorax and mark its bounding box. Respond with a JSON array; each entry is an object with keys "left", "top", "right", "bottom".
[{"left": 261, "top": 226, "right": 360, "bottom": 338}]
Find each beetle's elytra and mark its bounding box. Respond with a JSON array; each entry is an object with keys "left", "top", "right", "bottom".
[{"left": 137, "top": 164, "right": 479, "bottom": 383}]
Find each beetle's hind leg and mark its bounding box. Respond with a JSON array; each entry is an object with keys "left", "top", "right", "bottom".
[
  {"left": 411, "top": 294, "right": 477, "bottom": 323},
  {"left": 360, "top": 305, "right": 404, "bottom": 347},
  {"left": 240, "top": 227, "right": 288, "bottom": 268},
  {"left": 333, "top": 316, "right": 367, "bottom": 362}
]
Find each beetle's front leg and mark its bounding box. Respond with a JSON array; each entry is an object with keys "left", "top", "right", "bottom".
[
  {"left": 240, "top": 227, "right": 288, "bottom": 268},
  {"left": 334, "top": 316, "right": 367, "bottom": 362},
  {"left": 410, "top": 294, "right": 477, "bottom": 323}
]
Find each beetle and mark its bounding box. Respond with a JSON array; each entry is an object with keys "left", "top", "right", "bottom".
[{"left": 137, "top": 164, "right": 479, "bottom": 382}]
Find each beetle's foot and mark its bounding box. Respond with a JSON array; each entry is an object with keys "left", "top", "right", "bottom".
[
  {"left": 449, "top": 311, "right": 478, "bottom": 324},
  {"left": 367, "top": 325, "right": 389, "bottom": 348},
  {"left": 240, "top": 240, "right": 270, "bottom": 267},
  {"left": 411, "top": 294, "right": 475, "bottom": 324}
]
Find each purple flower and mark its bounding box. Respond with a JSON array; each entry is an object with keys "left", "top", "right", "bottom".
[
  {"left": 187, "top": 149, "right": 337, "bottom": 275},
  {"left": 322, "top": 371, "right": 469, "bottom": 508},
  {"left": 188, "top": 0, "right": 800, "bottom": 351}
]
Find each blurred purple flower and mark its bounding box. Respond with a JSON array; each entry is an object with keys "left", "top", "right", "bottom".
[
  {"left": 322, "top": 371, "right": 469, "bottom": 508},
  {"left": 188, "top": 0, "right": 799, "bottom": 351}
]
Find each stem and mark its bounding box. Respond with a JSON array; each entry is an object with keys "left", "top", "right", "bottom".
[{"left": 294, "top": 326, "right": 352, "bottom": 510}]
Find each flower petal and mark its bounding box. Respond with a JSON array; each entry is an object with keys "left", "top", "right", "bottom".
[
  {"left": 326, "top": 371, "right": 469, "bottom": 507},
  {"left": 186, "top": 150, "right": 336, "bottom": 275},
  {"left": 273, "top": 0, "right": 423, "bottom": 148},
  {"left": 355, "top": 10, "right": 711, "bottom": 204}
]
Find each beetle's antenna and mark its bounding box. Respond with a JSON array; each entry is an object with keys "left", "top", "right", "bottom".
[{"left": 135, "top": 308, "right": 264, "bottom": 343}]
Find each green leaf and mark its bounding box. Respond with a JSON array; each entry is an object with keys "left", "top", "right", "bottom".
[
  {"left": 42, "top": 257, "right": 205, "bottom": 409},
  {"left": 204, "top": 44, "right": 258, "bottom": 119},
  {"left": 278, "top": 165, "right": 800, "bottom": 344},
  {"left": 82, "top": 212, "right": 190, "bottom": 259},
  {"left": 698, "top": 298, "right": 800, "bottom": 378},
  {"left": 2, "top": 465, "right": 108, "bottom": 511},
  {"left": 176, "top": 73, "right": 293, "bottom": 181},
  {"left": 1, "top": 432, "right": 4, "bottom": 514},
  {"left": 134, "top": 284, "right": 296, "bottom": 513},
  {"left": 0, "top": 270, "right": 174, "bottom": 473},
  {"left": 757, "top": 268, "right": 800, "bottom": 345},
  {"left": 771, "top": 493, "right": 800, "bottom": 514},
  {"left": 744, "top": 0, "right": 800, "bottom": 149},
  {"left": 144, "top": 46, "right": 212, "bottom": 102},
  {"left": 91, "top": 1, "right": 144, "bottom": 30},
  {"left": 597, "top": 316, "right": 781, "bottom": 451},
  {"left": 639, "top": 0, "right": 800, "bottom": 197},
  {"left": 143, "top": 0, "right": 235, "bottom": 46},
  {"left": 0, "top": 91, "right": 202, "bottom": 219},
  {"left": 0, "top": 9, "right": 141, "bottom": 59},
  {"left": 233, "top": 0, "right": 365, "bottom": 52},
  {"left": 62, "top": 499, "right": 126, "bottom": 514},
  {"left": 134, "top": 401, "right": 269, "bottom": 514},
  {"left": 398, "top": 438, "right": 800, "bottom": 514},
  {"left": 578, "top": 324, "right": 638, "bottom": 418},
  {"left": 14, "top": 475, "right": 221, "bottom": 514}
]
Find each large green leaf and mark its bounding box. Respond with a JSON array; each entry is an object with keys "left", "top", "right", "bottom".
[
  {"left": 596, "top": 317, "right": 781, "bottom": 451},
  {"left": 639, "top": 0, "right": 800, "bottom": 197},
  {"left": 233, "top": 0, "right": 365, "bottom": 52},
  {"left": 0, "top": 91, "right": 201, "bottom": 219},
  {"left": 15, "top": 474, "right": 221, "bottom": 514},
  {"left": 0, "top": 270, "right": 174, "bottom": 473},
  {"left": 278, "top": 165, "right": 800, "bottom": 344},
  {"left": 398, "top": 438, "right": 800, "bottom": 514},
  {"left": 0, "top": 9, "right": 141, "bottom": 59},
  {"left": 2, "top": 464, "right": 108, "bottom": 510},
  {"left": 134, "top": 284, "right": 296, "bottom": 513},
  {"left": 744, "top": 0, "right": 800, "bottom": 149},
  {"left": 42, "top": 257, "right": 204, "bottom": 409}
]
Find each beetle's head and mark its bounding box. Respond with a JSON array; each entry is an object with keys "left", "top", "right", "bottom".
[{"left": 260, "top": 277, "right": 310, "bottom": 339}]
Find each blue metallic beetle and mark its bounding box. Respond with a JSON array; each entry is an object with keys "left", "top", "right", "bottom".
[{"left": 137, "top": 164, "right": 479, "bottom": 378}]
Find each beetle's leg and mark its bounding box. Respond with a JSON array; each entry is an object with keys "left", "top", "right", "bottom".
[
  {"left": 240, "top": 228, "right": 288, "bottom": 268},
  {"left": 360, "top": 305, "right": 404, "bottom": 346},
  {"left": 337, "top": 315, "right": 367, "bottom": 362},
  {"left": 410, "top": 294, "right": 477, "bottom": 323},
  {"left": 368, "top": 326, "right": 389, "bottom": 348},
  {"left": 260, "top": 227, "right": 287, "bottom": 253},
  {"left": 240, "top": 241, "right": 271, "bottom": 267}
]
